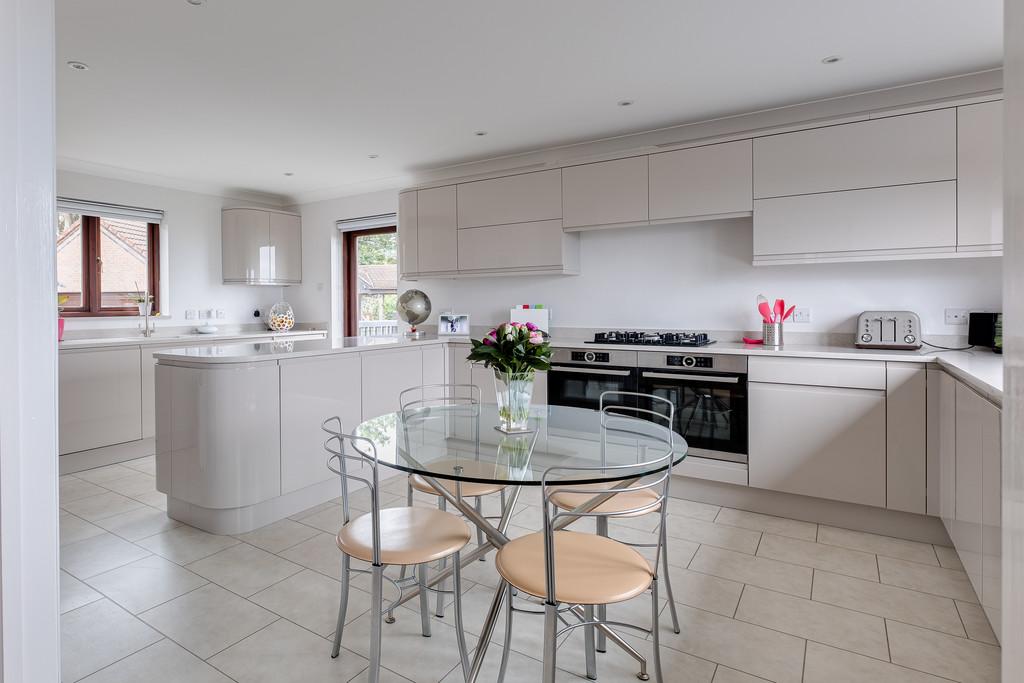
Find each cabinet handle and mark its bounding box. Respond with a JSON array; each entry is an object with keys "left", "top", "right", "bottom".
[
  {"left": 642, "top": 371, "right": 740, "bottom": 384},
  {"left": 550, "top": 366, "right": 631, "bottom": 377}
]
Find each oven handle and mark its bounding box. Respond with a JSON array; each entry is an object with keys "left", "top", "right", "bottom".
[
  {"left": 550, "top": 366, "right": 633, "bottom": 377},
  {"left": 641, "top": 371, "right": 740, "bottom": 384}
]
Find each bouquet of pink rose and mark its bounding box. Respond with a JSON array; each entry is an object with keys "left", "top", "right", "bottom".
[{"left": 466, "top": 322, "right": 552, "bottom": 375}]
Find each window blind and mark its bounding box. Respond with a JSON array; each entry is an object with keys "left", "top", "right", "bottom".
[
  {"left": 56, "top": 197, "right": 164, "bottom": 224},
  {"left": 335, "top": 213, "right": 397, "bottom": 232}
]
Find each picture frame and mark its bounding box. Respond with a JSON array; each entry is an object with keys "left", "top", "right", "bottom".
[{"left": 438, "top": 313, "right": 470, "bottom": 336}]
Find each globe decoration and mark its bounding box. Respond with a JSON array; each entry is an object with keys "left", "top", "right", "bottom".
[{"left": 397, "top": 289, "right": 431, "bottom": 338}]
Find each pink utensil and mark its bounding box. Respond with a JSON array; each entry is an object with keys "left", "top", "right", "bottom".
[
  {"left": 783, "top": 305, "right": 796, "bottom": 321},
  {"left": 774, "top": 299, "right": 785, "bottom": 323},
  {"left": 758, "top": 301, "right": 773, "bottom": 323}
]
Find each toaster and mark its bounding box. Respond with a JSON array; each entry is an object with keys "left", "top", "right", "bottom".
[{"left": 855, "top": 311, "right": 922, "bottom": 350}]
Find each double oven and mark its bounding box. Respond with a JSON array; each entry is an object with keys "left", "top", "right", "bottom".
[{"left": 548, "top": 348, "right": 748, "bottom": 464}]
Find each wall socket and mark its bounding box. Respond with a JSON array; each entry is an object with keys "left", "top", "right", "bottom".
[
  {"left": 184, "top": 309, "right": 196, "bottom": 320},
  {"left": 945, "top": 308, "right": 970, "bottom": 325},
  {"left": 790, "top": 307, "right": 811, "bottom": 323},
  {"left": 215, "top": 309, "right": 225, "bottom": 319}
]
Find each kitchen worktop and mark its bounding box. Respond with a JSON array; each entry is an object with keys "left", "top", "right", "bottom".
[
  {"left": 154, "top": 334, "right": 446, "bottom": 364},
  {"left": 59, "top": 327, "right": 326, "bottom": 351}
]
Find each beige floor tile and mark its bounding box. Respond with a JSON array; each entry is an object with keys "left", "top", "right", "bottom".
[
  {"left": 803, "top": 641, "right": 951, "bottom": 682},
  {"left": 887, "top": 619, "right": 1000, "bottom": 682},
  {"left": 296, "top": 505, "right": 346, "bottom": 534},
  {"left": 444, "top": 645, "right": 542, "bottom": 683},
  {"left": 61, "top": 512, "right": 107, "bottom": 546},
  {"left": 878, "top": 556, "right": 979, "bottom": 603},
  {"left": 667, "top": 497, "right": 722, "bottom": 522},
  {"left": 347, "top": 665, "right": 418, "bottom": 683},
  {"left": 934, "top": 545, "right": 965, "bottom": 570},
  {"left": 664, "top": 514, "right": 761, "bottom": 554},
  {"left": 137, "top": 525, "right": 240, "bottom": 565},
  {"left": 62, "top": 491, "right": 146, "bottom": 522},
  {"left": 209, "top": 618, "right": 369, "bottom": 683},
  {"left": 139, "top": 584, "right": 277, "bottom": 659},
  {"left": 712, "top": 666, "right": 771, "bottom": 682},
  {"left": 658, "top": 602, "right": 806, "bottom": 683},
  {"left": 61, "top": 599, "right": 162, "bottom": 683},
  {"left": 457, "top": 584, "right": 567, "bottom": 660},
  {"left": 186, "top": 543, "right": 303, "bottom": 597},
  {"left": 93, "top": 506, "right": 181, "bottom": 542},
  {"left": 74, "top": 464, "right": 140, "bottom": 485},
  {"left": 78, "top": 639, "right": 233, "bottom": 683},
  {"left": 86, "top": 555, "right": 208, "bottom": 614},
  {"left": 122, "top": 455, "right": 157, "bottom": 475},
  {"left": 956, "top": 600, "right": 999, "bottom": 645},
  {"left": 236, "top": 518, "right": 319, "bottom": 553},
  {"left": 757, "top": 533, "right": 879, "bottom": 580},
  {"left": 290, "top": 500, "right": 341, "bottom": 521},
  {"left": 817, "top": 526, "right": 938, "bottom": 565},
  {"left": 60, "top": 476, "right": 108, "bottom": 503},
  {"left": 278, "top": 531, "right": 346, "bottom": 579},
  {"left": 131, "top": 490, "right": 167, "bottom": 510},
  {"left": 99, "top": 472, "right": 158, "bottom": 498},
  {"left": 714, "top": 508, "right": 818, "bottom": 542},
  {"left": 252, "top": 568, "right": 372, "bottom": 636},
  {"left": 690, "top": 545, "right": 812, "bottom": 597},
  {"left": 556, "top": 630, "right": 717, "bottom": 683},
  {"left": 61, "top": 570, "right": 103, "bottom": 614},
  {"left": 735, "top": 585, "right": 888, "bottom": 660},
  {"left": 61, "top": 532, "right": 152, "bottom": 579},
  {"left": 662, "top": 564, "right": 744, "bottom": 616},
  {"left": 812, "top": 570, "right": 965, "bottom": 636}
]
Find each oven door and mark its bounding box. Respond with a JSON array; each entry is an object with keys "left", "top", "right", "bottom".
[
  {"left": 547, "top": 364, "right": 639, "bottom": 411},
  {"left": 637, "top": 370, "right": 748, "bottom": 463}
]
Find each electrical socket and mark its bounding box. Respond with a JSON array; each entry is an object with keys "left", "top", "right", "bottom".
[
  {"left": 184, "top": 309, "right": 196, "bottom": 320},
  {"left": 215, "top": 309, "right": 225, "bottom": 319},
  {"left": 790, "top": 307, "right": 811, "bottom": 323},
  {"left": 945, "top": 308, "right": 970, "bottom": 325}
]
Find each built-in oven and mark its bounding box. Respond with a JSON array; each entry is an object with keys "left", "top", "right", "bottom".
[
  {"left": 636, "top": 352, "right": 748, "bottom": 464},
  {"left": 547, "top": 348, "right": 639, "bottom": 412}
]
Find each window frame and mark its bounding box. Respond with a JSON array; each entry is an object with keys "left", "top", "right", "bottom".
[
  {"left": 59, "top": 214, "right": 161, "bottom": 317},
  {"left": 342, "top": 225, "right": 397, "bottom": 337}
]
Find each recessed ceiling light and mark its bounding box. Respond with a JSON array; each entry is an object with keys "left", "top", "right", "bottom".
[
  {"left": 67, "top": 61, "right": 89, "bottom": 71},
  {"left": 474, "top": 130, "right": 488, "bottom": 137},
  {"left": 186, "top": 0, "right": 204, "bottom": 5},
  {"left": 821, "top": 55, "right": 842, "bottom": 64},
  {"left": 368, "top": 154, "right": 379, "bottom": 159},
  {"left": 617, "top": 99, "right": 635, "bottom": 107},
  {"left": 282, "top": 172, "right": 294, "bottom": 177}
]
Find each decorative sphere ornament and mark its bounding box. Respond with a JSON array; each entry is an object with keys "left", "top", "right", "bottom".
[{"left": 397, "top": 289, "right": 431, "bottom": 337}]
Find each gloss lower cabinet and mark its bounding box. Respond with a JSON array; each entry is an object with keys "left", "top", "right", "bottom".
[{"left": 59, "top": 347, "right": 143, "bottom": 455}]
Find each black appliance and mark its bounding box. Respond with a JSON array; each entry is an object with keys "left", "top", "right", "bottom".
[
  {"left": 588, "top": 331, "right": 715, "bottom": 347},
  {"left": 968, "top": 312, "right": 1003, "bottom": 353},
  {"left": 547, "top": 348, "right": 639, "bottom": 412}
]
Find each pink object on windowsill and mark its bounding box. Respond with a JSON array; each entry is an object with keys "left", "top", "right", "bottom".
[{"left": 58, "top": 317, "right": 65, "bottom": 342}]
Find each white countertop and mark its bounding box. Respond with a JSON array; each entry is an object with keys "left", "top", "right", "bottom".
[
  {"left": 59, "top": 327, "right": 326, "bottom": 351},
  {"left": 154, "top": 334, "right": 446, "bottom": 363}
]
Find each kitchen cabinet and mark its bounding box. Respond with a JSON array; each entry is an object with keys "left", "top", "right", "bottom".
[
  {"left": 415, "top": 185, "right": 458, "bottom": 274},
  {"left": 399, "top": 191, "right": 418, "bottom": 278},
  {"left": 562, "top": 156, "right": 649, "bottom": 231},
  {"left": 953, "top": 382, "right": 985, "bottom": 604},
  {"left": 752, "top": 109, "right": 956, "bottom": 199},
  {"left": 222, "top": 208, "right": 302, "bottom": 285},
  {"left": 59, "top": 347, "right": 143, "bottom": 455},
  {"left": 457, "top": 170, "right": 561, "bottom": 229},
  {"left": 649, "top": 140, "right": 752, "bottom": 222},
  {"left": 280, "top": 354, "right": 362, "bottom": 495},
  {"left": 980, "top": 397, "right": 1001, "bottom": 640},
  {"left": 458, "top": 220, "right": 576, "bottom": 273},
  {"left": 885, "top": 363, "right": 927, "bottom": 514},
  {"left": 931, "top": 368, "right": 957, "bottom": 520},
  {"left": 422, "top": 344, "right": 447, "bottom": 386},
  {"left": 752, "top": 181, "right": 957, "bottom": 264},
  {"left": 360, "top": 347, "right": 424, "bottom": 420},
  {"left": 957, "top": 100, "right": 1004, "bottom": 250}
]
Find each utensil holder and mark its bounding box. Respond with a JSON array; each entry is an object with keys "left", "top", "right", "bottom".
[{"left": 763, "top": 322, "right": 783, "bottom": 348}]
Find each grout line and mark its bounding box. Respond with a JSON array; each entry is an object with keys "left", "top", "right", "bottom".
[
  {"left": 883, "top": 617, "right": 892, "bottom": 662},
  {"left": 732, "top": 583, "right": 746, "bottom": 619},
  {"left": 800, "top": 638, "right": 808, "bottom": 682}
]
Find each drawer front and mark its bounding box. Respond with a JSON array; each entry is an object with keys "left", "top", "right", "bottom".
[
  {"left": 457, "top": 219, "right": 563, "bottom": 271},
  {"left": 753, "top": 108, "right": 956, "bottom": 198},
  {"left": 748, "top": 356, "right": 886, "bottom": 390},
  {"left": 457, "top": 170, "right": 562, "bottom": 229}
]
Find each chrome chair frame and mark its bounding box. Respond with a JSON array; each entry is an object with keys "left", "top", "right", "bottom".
[
  {"left": 497, "top": 405, "right": 676, "bottom": 683},
  {"left": 323, "top": 417, "right": 471, "bottom": 683}
]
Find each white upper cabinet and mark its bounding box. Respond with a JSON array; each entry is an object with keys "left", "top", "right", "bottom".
[
  {"left": 957, "top": 100, "right": 1004, "bottom": 250},
  {"left": 457, "top": 170, "right": 561, "bottom": 228},
  {"left": 753, "top": 109, "right": 956, "bottom": 198},
  {"left": 649, "top": 140, "right": 753, "bottom": 222},
  {"left": 562, "top": 156, "right": 649, "bottom": 230},
  {"left": 458, "top": 219, "right": 572, "bottom": 272},
  {"left": 399, "top": 191, "right": 418, "bottom": 277},
  {"left": 222, "top": 208, "right": 302, "bottom": 285},
  {"left": 416, "top": 185, "right": 458, "bottom": 273}
]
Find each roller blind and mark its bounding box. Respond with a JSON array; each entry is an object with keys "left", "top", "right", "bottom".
[
  {"left": 56, "top": 197, "right": 164, "bottom": 224},
  {"left": 336, "top": 213, "right": 397, "bottom": 232}
]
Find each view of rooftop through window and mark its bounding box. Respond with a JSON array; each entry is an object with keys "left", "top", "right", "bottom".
[{"left": 354, "top": 230, "right": 398, "bottom": 336}]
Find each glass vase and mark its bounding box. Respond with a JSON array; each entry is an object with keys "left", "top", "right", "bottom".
[{"left": 493, "top": 369, "right": 535, "bottom": 433}]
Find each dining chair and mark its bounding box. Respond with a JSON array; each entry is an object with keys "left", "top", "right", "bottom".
[
  {"left": 493, "top": 406, "right": 676, "bottom": 683},
  {"left": 547, "top": 391, "right": 682, "bottom": 656},
  {"left": 397, "top": 383, "right": 507, "bottom": 618},
  {"left": 322, "top": 417, "right": 472, "bottom": 683}
]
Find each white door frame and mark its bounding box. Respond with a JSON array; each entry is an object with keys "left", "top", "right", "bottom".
[{"left": 0, "top": 0, "right": 61, "bottom": 680}]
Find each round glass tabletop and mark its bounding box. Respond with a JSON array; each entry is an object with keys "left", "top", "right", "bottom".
[{"left": 353, "top": 403, "right": 687, "bottom": 486}]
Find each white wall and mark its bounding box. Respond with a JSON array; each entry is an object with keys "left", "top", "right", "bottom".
[{"left": 57, "top": 170, "right": 286, "bottom": 331}]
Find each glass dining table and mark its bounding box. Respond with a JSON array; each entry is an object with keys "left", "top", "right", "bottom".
[{"left": 354, "top": 402, "right": 687, "bottom": 682}]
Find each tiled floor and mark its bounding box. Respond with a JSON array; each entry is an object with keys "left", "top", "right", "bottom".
[{"left": 59, "top": 457, "right": 1001, "bottom": 682}]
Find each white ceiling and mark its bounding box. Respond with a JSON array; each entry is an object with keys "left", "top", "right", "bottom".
[{"left": 56, "top": 0, "right": 1002, "bottom": 202}]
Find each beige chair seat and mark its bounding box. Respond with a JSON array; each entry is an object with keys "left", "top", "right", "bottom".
[
  {"left": 549, "top": 482, "right": 660, "bottom": 518},
  {"left": 495, "top": 530, "right": 653, "bottom": 605},
  {"left": 336, "top": 507, "right": 471, "bottom": 565},
  {"left": 409, "top": 473, "right": 505, "bottom": 498}
]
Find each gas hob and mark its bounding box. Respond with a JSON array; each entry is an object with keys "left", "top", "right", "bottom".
[{"left": 586, "top": 331, "right": 716, "bottom": 347}]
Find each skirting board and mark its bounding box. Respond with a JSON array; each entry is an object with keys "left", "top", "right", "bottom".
[
  {"left": 670, "top": 474, "right": 951, "bottom": 546},
  {"left": 59, "top": 438, "right": 155, "bottom": 475}
]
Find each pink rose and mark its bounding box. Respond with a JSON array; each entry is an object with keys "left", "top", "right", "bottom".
[
  {"left": 482, "top": 338, "right": 493, "bottom": 346},
  {"left": 529, "top": 332, "right": 544, "bottom": 344},
  {"left": 525, "top": 322, "right": 538, "bottom": 331}
]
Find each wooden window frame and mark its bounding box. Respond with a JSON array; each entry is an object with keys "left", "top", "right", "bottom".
[
  {"left": 343, "top": 225, "right": 397, "bottom": 337},
  {"left": 60, "top": 214, "right": 161, "bottom": 317}
]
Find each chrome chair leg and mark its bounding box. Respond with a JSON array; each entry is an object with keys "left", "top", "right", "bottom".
[
  {"left": 650, "top": 577, "right": 664, "bottom": 683},
  {"left": 418, "top": 563, "right": 432, "bottom": 637},
  {"left": 452, "top": 550, "right": 470, "bottom": 681},
  {"left": 584, "top": 604, "right": 598, "bottom": 680},
  {"left": 369, "top": 564, "right": 385, "bottom": 683},
  {"left": 389, "top": 480, "right": 416, "bottom": 623},
  {"left": 475, "top": 497, "right": 486, "bottom": 558},
  {"left": 497, "top": 588, "right": 513, "bottom": 683},
  {"left": 661, "top": 544, "right": 680, "bottom": 634},
  {"left": 542, "top": 602, "right": 559, "bottom": 683},
  {"left": 331, "top": 553, "right": 351, "bottom": 658},
  {"left": 595, "top": 516, "right": 608, "bottom": 652},
  {"left": 435, "top": 497, "right": 448, "bottom": 618}
]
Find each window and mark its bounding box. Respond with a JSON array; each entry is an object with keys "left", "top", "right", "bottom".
[
  {"left": 343, "top": 226, "right": 398, "bottom": 337},
  {"left": 57, "top": 212, "right": 160, "bottom": 316}
]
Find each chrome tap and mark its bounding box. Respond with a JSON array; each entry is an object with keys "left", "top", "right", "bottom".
[{"left": 140, "top": 294, "right": 154, "bottom": 338}]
